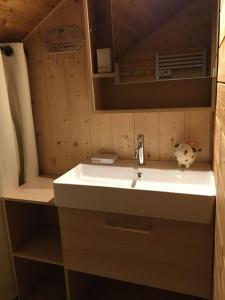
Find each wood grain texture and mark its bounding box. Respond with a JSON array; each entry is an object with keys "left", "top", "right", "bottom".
[
  {"left": 91, "top": 113, "right": 113, "bottom": 154},
  {"left": 217, "top": 165, "right": 225, "bottom": 246},
  {"left": 0, "top": 0, "right": 63, "bottom": 42},
  {"left": 220, "top": 0, "right": 225, "bottom": 45},
  {"left": 59, "top": 208, "right": 213, "bottom": 298},
  {"left": 184, "top": 111, "right": 212, "bottom": 162},
  {"left": 218, "top": 39, "right": 225, "bottom": 82},
  {"left": 158, "top": 112, "right": 185, "bottom": 161},
  {"left": 25, "top": 0, "right": 213, "bottom": 175},
  {"left": 214, "top": 117, "right": 221, "bottom": 165},
  {"left": 134, "top": 113, "right": 159, "bottom": 161},
  {"left": 3, "top": 177, "right": 54, "bottom": 204},
  {"left": 216, "top": 83, "right": 225, "bottom": 133},
  {"left": 213, "top": 211, "right": 224, "bottom": 300},
  {"left": 213, "top": 2, "right": 225, "bottom": 299},
  {"left": 111, "top": 113, "right": 135, "bottom": 159}
]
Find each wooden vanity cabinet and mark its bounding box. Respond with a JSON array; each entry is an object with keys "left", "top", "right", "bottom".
[
  {"left": 3, "top": 178, "right": 213, "bottom": 300},
  {"left": 59, "top": 208, "right": 213, "bottom": 299}
]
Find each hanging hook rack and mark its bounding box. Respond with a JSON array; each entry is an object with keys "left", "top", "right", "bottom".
[{"left": 0, "top": 45, "right": 14, "bottom": 56}]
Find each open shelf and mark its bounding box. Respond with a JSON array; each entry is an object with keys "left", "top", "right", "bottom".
[
  {"left": 94, "top": 106, "right": 214, "bottom": 114},
  {"left": 67, "top": 270, "right": 205, "bottom": 300},
  {"left": 14, "top": 258, "right": 67, "bottom": 300},
  {"left": 87, "top": 0, "right": 114, "bottom": 74},
  {"left": 5, "top": 201, "right": 63, "bottom": 266},
  {"left": 93, "top": 76, "right": 212, "bottom": 110},
  {"left": 93, "top": 72, "right": 115, "bottom": 78},
  {"left": 13, "top": 226, "right": 63, "bottom": 265}
]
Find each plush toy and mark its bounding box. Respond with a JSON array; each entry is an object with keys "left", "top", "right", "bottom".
[{"left": 174, "top": 142, "right": 202, "bottom": 168}]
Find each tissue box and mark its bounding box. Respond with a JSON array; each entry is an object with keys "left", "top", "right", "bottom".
[
  {"left": 91, "top": 154, "right": 117, "bottom": 165},
  {"left": 97, "top": 48, "right": 112, "bottom": 73}
]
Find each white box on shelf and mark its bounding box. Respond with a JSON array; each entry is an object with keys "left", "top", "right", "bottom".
[
  {"left": 97, "top": 48, "right": 112, "bottom": 73},
  {"left": 91, "top": 154, "right": 118, "bottom": 165}
]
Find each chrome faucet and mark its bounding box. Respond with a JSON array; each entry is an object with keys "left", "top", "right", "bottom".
[{"left": 135, "top": 134, "right": 145, "bottom": 165}]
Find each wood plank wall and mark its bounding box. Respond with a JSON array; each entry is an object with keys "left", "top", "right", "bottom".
[
  {"left": 0, "top": 0, "right": 63, "bottom": 42},
  {"left": 213, "top": 1, "right": 225, "bottom": 299},
  {"left": 24, "top": 0, "right": 213, "bottom": 176}
]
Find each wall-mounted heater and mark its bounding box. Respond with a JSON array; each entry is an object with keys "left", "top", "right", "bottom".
[{"left": 155, "top": 49, "right": 207, "bottom": 80}]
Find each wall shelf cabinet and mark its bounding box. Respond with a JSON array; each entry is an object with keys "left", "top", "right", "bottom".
[{"left": 84, "top": 0, "right": 218, "bottom": 111}]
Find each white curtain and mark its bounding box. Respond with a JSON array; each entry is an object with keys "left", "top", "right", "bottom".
[{"left": 0, "top": 43, "right": 38, "bottom": 299}]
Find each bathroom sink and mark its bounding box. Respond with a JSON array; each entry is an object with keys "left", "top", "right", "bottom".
[
  {"left": 54, "top": 160, "right": 215, "bottom": 224},
  {"left": 135, "top": 167, "right": 215, "bottom": 196},
  {"left": 55, "top": 163, "right": 135, "bottom": 189}
]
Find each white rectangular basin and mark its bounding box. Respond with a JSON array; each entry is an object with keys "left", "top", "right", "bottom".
[
  {"left": 54, "top": 160, "right": 215, "bottom": 224},
  {"left": 135, "top": 167, "right": 215, "bottom": 196},
  {"left": 55, "top": 163, "right": 135, "bottom": 189}
]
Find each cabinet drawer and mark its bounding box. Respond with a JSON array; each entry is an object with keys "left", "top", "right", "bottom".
[{"left": 59, "top": 208, "right": 213, "bottom": 298}]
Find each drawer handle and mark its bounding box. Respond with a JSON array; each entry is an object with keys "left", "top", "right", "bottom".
[{"left": 104, "top": 223, "right": 150, "bottom": 235}]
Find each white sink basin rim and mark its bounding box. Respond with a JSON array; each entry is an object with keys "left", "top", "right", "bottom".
[
  {"left": 54, "top": 163, "right": 215, "bottom": 196},
  {"left": 53, "top": 161, "right": 215, "bottom": 224}
]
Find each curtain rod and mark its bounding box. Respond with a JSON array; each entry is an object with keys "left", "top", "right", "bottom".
[{"left": 0, "top": 46, "right": 13, "bottom": 56}]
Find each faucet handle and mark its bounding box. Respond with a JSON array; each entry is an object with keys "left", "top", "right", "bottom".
[
  {"left": 135, "top": 149, "right": 139, "bottom": 159},
  {"left": 137, "top": 134, "right": 144, "bottom": 144}
]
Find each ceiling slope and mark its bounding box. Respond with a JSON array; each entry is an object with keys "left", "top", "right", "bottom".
[{"left": 0, "top": 0, "right": 63, "bottom": 42}]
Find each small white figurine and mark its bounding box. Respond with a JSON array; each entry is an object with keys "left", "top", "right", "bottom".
[{"left": 174, "top": 142, "right": 202, "bottom": 168}]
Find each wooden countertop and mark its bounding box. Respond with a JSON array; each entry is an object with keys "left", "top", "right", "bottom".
[{"left": 3, "top": 176, "right": 55, "bottom": 205}]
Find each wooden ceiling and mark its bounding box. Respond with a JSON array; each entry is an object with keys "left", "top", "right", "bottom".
[
  {"left": 0, "top": 0, "right": 62, "bottom": 42},
  {"left": 112, "top": 0, "right": 193, "bottom": 59}
]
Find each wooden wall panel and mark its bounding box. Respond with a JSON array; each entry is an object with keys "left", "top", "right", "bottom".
[
  {"left": 134, "top": 113, "right": 159, "bottom": 161},
  {"left": 0, "top": 0, "right": 63, "bottom": 42},
  {"left": 42, "top": 53, "right": 76, "bottom": 174},
  {"left": 184, "top": 111, "right": 212, "bottom": 161},
  {"left": 214, "top": 117, "right": 221, "bottom": 164},
  {"left": 218, "top": 39, "right": 225, "bottom": 81},
  {"left": 91, "top": 114, "right": 113, "bottom": 154},
  {"left": 220, "top": 0, "right": 225, "bottom": 45},
  {"left": 111, "top": 114, "right": 135, "bottom": 159},
  {"left": 158, "top": 112, "right": 185, "bottom": 161},
  {"left": 213, "top": 2, "right": 225, "bottom": 299},
  {"left": 25, "top": 0, "right": 213, "bottom": 176},
  {"left": 217, "top": 83, "right": 225, "bottom": 133},
  {"left": 26, "top": 32, "right": 57, "bottom": 175}
]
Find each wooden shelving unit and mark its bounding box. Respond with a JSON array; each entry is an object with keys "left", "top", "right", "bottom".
[
  {"left": 2, "top": 177, "right": 67, "bottom": 300},
  {"left": 13, "top": 226, "right": 63, "bottom": 265},
  {"left": 67, "top": 270, "right": 205, "bottom": 300},
  {"left": 92, "top": 72, "right": 115, "bottom": 78},
  {"left": 2, "top": 177, "right": 209, "bottom": 300},
  {"left": 14, "top": 258, "right": 67, "bottom": 300}
]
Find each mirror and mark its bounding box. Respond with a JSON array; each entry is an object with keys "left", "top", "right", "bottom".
[{"left": 111, "top": 0, "right": 213, "bottom": 83}]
